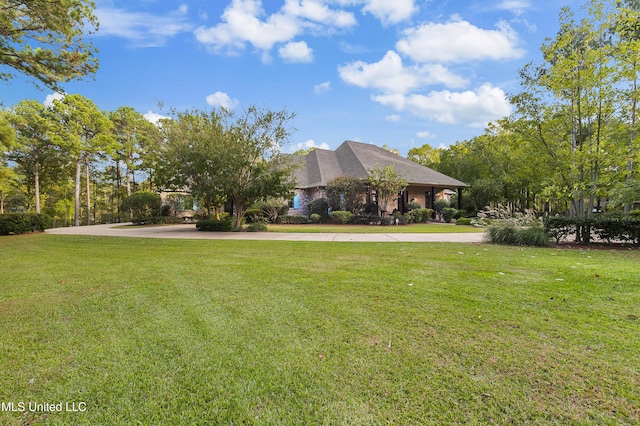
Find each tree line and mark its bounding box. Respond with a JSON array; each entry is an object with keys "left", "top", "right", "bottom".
[
  {"left": 409, "top": 0, "right": 640, "bottom": 218},
  {"left": 0, "top": 98, "right": 296, "bottom": 229}
]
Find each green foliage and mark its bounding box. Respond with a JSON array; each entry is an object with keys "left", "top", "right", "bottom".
[
  {"left": 256, "top": 197, "right": 289, "bottom": 223},
  {"left": 121, "top": 192, "right": 161, "bottom": 220},
  {"left": 309, "top": 213, "right": 321, "bottom": 223},
  {"left": 247, "top": 222, "right": 268, "bottom": 232},
  {"left": 325, "top": 176, "right": 365, "bottom": 213},
  {"left": 0, "top": 213, "right": 51, "bottom": 235},
  {"left": 276, "top": 215, "right": 308, "bottom": 224},
  {"left": 544, "top": 216, "right": 640, "bottom": 244},
  {"left": 131, "top": 216, "right": 183, "bottom": 225},
  {"left": 442, "top": 207, "right": 458, "bottom": 223},
  {"left": 306, "top": 197, "right": 329, "bottom": 221},
  {"left": 456, "top": 217, "right": 473, "bottom": 226},
  {"left": 486, "top": 223, "right": 550, "bottom": 247},
  {"left": 406, "top": 200, "right": 422, "bottom": 211},
  {"left": 329, "top": 210, "right": 354, "bottom": 224},
  {"left": 409, "top": 208, "right": 434, "bottom": 223},
  {"left": 366, "top": 162, "right": 407, "bottom": 215},
  {"left": 195, "top": 218, "right": 233, "bottom": 232},
  {"left": 0, "top": 0, "right": 99, "bottom": 90}
]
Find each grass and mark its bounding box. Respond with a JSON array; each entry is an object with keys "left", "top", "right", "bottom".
[
  {"left": 267, "top": 223, "right": 483, "bottom": 233},
  {"left": 0, "top": 234, "right": 639, "bottom": 424}
]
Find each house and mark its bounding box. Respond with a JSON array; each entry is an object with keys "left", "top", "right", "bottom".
[{"left": 288, "top": 140, "right": 467, "bottom": 215}]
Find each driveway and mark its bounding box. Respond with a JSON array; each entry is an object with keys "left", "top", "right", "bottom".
[{"left": 45, "top": 223, "right": 486, "bottom": 243}]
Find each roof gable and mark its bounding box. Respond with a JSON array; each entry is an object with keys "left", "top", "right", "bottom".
[{"left": 292, "top": 141, "right": 466, "bottom": 188}]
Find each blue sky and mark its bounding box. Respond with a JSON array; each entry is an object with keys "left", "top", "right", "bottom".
[{"left": 3, "top": 0, "right": 571, "bottom": 155}]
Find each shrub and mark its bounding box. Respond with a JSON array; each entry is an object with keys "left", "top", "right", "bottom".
[
  {"left": 309, "top": 213, "right": 321, "bottom": 223},
  {"left": 307, "top": 198, "right": 329, "bottom": 221},
  {"left": 349, "top": 214, "right": 381, "bottom": 225},
  {"left": 133, "top": 216, "right": 183, "bottom": 225},
  {"left": 392, "top": 212, "right": 409, "bottom": 225},
  {"left": 456, "top": 217, "right": 472, "bottom": 226},
  {"left": 406, "top": 201, "right": 422, "bottom": 211},
  {"left": 380, "top": 217, "right": 393, "bottom": 226},
  {"left": 486, "top": 223, "right": 550, "bottom": 246},
  {"left": 442, "top": 207, "right": 457, "bottom": 223},
  {"left": 411, "top": 208, "right": 433, "bottom": 223},
  {"left": 0, "top": 213, "right": 52, "bottom": 235},
  {"left": 247, "top": 222, "right": 268, "bottom": 232},
  {"left": 330, "top": 210, "right": 354, "bottom": 224},
  {"left": 326, "top": 176, "right": 365, "bottom": 213},
  {"left": 196, "top": 218, "right": 233, "bottom": 232},
  {"left": 277, "top": 215, "right": 308, "bottom": 224},
  {"left": 122, "top": 191, "right": 161, "bottom": 221},
  {"left": 543, "top": 216, "right": 640, "bottom": 244}
]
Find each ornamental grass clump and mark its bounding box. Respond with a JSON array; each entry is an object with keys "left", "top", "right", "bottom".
[{"left": 486, "top": 223, "right": 550, "bottom": 246}]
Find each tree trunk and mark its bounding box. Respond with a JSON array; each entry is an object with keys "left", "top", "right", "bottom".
[
  {"left": 85, "top": 154, "right": 91, "bottom": 226},
  {"left": 74, "top": 159, "right": 81, "bottom": 227},
  {"left": 34, "top": 153, "right": 40, "bottom": 214},
  {"left": 126, "top": 162, "right": 132, "bottom": 221}
]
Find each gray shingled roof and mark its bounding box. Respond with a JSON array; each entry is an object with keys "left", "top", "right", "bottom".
[{"left": 290, "top": 140, "right": 467, "bottom": 189}]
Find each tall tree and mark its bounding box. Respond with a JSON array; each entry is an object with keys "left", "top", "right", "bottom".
[
  {"left": 613, "top": 0, "right": 640, "bottom": 212},
  {"left": 516, "top": 0, "right": 616, "bottom": 222},
  {"left": 0, "top": 0, "right": 99, "bottom": 90},
  {"left": 50, "top": 94, "right": 112, "bottom": 226},
  {"left": 222, "top": 106, "right": 297, "bottom": 229},
  {"left": 4, "top": 99, "right": 61, "bottom": 213},
  {"left": 108, "top": 106, "right": 159, "bottom": 220},
  {"left": 158, "top": 109, "right": 228, "bottom": 220}
]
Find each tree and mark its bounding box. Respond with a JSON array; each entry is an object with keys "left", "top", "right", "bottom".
[
  {"left": 157, "top": 108, "right": 228, "bottom": 220},
  {"left": 325, "top": 176, "right": 365, "bottom": 213},
  {"left": 222, "top": 106, "right": 297, "bottom": 229},
  {"left": 50, "top": 94, "right": 113, "bottom": 226},
  {"left": 407, "top": 144, "right": 443, "bottom": 168},
  {"left": 366, "top": 162, "right": 407, "bottom": 216},
  {"left": 0, "top": 0, "right": 99, "bottom": 91},
  {"left": 613, "top": 0, "right": 640, "bottom": 213},
  {"left": 4, "top": 99, "right": 61, "bottom": 213},
  {"left": 108, "top": 106, "right": 160, "bottom": 220}
]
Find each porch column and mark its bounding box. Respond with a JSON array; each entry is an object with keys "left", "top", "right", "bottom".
[{"left": 457, "top": 187, "right": 463, "bottom": 210}]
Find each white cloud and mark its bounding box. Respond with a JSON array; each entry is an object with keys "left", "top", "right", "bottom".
[
  {"left": 282, "top": 0, "right": 356, "bottom": 27},
  {"left": 386, "top": 114, "right": 401, "bottom": 122},
  {"left": 314, "top": 81, "right": 331, "bottom": 94},
  {"left": 338, "top": 50, "right": 468, "bottom": 94},
  {"left": 43, "top": 92, "right": 65, "bottom": 107},
  {"left": 194, "top": 0, "right": 300, "bottom": 52},
  {"left": 279, "top": 41, "right": 314, "bottom": 63},
  {"left": 95, "top": 5, "right": 193, "bottom": 47},
  {"left": 396, "top": 19, "right": 525, "bottom": 63},
  {"left": 194, "top": 0, "right": 355, "bottom": 58},
  {"left": 144, "top": 111, "right": 171, "bottom": 125},
  {"left": 417, "top": 131, "right": 436, "bottom": 139},
  {"left": 205, "top": 91, "right": 240, "bottom": 109},
  {"left": 362, "top": 0, "right": 417, "bottom": 25},
  {"left": 495, "top": 0, "right": 531, "bottom": 16},
  {"left": 372, "top": 84, "right": 512, "bottom": 128},
  {"left": 288, "top": 139, "right": 330, "bottom": 153}
]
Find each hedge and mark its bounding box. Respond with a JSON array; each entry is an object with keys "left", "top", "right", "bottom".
[
  {"left": 329, "top": 211, "right": 353, "bottom": 224},
  {"left": 277, "top": 215, "right": 309, "bottom": 224},
  {"left": 543, "top": 216, "right": 640, "bottom": 244},
  {"left": 196, "top": 218, "right": 233, "bottom": 232},
  {"left": 0, "top": 213, "right": 52, "bottom": 235}
]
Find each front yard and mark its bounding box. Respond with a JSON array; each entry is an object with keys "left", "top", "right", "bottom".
[{"left": 1, "top": 234, "right": 638, "bottom": 424}]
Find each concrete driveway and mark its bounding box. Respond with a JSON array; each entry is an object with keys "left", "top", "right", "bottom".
[{"left": 45, "top": 223, "right": 486, "bottom": 243}]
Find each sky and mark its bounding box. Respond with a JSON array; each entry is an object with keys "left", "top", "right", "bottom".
[{"left": 2, "top": 0, "right": 573, "bottom": 156}]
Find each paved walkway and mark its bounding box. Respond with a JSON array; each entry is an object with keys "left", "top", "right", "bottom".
[{"left": 45, "top": 223, "right": 485, "bottom": 243}]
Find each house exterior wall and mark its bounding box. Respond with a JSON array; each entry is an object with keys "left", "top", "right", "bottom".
[{"left": 288, "top": 187, "right": 326, "bottom": 216}]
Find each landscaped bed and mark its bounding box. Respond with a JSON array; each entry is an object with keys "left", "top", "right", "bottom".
[{"left": 1, "top": 234, "right": 639, "bottom": 424}]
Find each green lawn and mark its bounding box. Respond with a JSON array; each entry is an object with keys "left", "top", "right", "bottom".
[
  {"left": 1, "top": 234, "right": 639, "bottom": 424},
  {"left": 267, "top": 223, "right": 483, "bottom": 233}
]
